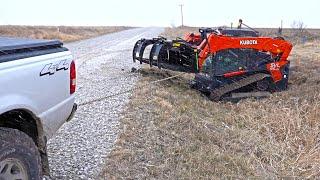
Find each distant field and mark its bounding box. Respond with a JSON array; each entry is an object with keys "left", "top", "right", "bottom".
[
  {"left": 161, "top": 26, "right": 320, "bottom": 44},
  {"left": 0, "top": 26, "right": 132, "bottom": 42},
  {"left": 102, "top": 28, "right": 320, "bottom": 178}
]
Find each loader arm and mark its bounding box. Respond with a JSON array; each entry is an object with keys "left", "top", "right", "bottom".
[{"left": 198, "top": 35, "right": 293, "bottom": 82}]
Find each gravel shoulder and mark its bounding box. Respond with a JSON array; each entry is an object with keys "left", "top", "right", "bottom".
[{"left": 47, "top": 27, "right": 163, "bottom": 179}]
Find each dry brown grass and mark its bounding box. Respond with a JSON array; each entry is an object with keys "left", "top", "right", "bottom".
[
  {"left": 161, "top": 26, "right": 199, "bottom": 39},
  {"left": 101, "top": 28, "right": 320, "bottom": 179},
  {"left": 0, "top": 25, "right": 131, "bottom": 42}
]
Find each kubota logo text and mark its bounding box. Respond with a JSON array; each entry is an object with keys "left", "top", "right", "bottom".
[{"left": 240, "top": 40, "right": 258, "bottom": 45}]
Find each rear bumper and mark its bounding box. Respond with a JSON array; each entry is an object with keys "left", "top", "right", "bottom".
[{"left": 66, "top": 103, "right": 77, "bottom": 122}]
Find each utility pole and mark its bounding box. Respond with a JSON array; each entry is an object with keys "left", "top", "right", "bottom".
[
  {"left": 278, "top": 20, "right": 283, "bottom": 35},
  {"left": 179, "top": 4, "right": 184, "bottom": 27}
]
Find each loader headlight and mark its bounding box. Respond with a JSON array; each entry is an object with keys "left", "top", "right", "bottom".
[
  {"left": 153, "top": 56, "right": 158, "bottom": 60},
  {"left": 136, "top": 52, "right": 140, "bottom": 57}
]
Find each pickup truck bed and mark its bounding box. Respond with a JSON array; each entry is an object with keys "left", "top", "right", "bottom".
[
  {"left": 0, "top": 36, "right": 68, "bottom": 63},
  {"left": 0, "top": 36, "right": 76, "bottom": 178}
]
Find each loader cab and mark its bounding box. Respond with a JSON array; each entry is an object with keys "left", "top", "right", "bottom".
[
  {"left": 195, "top": 48, "right": 272, "bottom": 93},
  {"left": 198, "top": 27, "right": 258, "bottom": 40},
  {"left": 200, "top": 48, "right": 272, "bottom": 76},
  {"left": 199, "top": 28, "right": 218, "bottom": 40},
  {"left": 201, "top": 49, "right": 247, "bottom": 76},
  {"left": 214, "top": 49, "right": 247, "bottom": 75},
  {"left": 219, "top": 28, "right": 259, "bottom": 37}
]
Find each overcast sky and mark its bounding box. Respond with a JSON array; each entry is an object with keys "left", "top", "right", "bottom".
[{"left": 0, "top": 0, "right": 319, "bottom": 28}]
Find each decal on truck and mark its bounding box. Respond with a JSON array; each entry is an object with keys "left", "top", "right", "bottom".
[{"left": 40, "top": 60, "right": 69, "bottom": 76}]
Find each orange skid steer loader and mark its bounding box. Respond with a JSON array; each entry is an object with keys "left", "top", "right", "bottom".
[{"left": 132, "top": 20, "right": 293, "bottom": 101}]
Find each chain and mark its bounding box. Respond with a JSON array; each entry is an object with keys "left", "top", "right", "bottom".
[{"left": 78, "top": 72, "right": 185, "bottom": 106}]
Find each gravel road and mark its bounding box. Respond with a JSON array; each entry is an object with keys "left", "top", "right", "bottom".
[{"left": 47, "top": 27, "right": 163, "bottom": 179}]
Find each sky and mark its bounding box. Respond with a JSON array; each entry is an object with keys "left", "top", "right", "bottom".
[{"left": 0, "top": 0, "right": 319, "bottom": 28}]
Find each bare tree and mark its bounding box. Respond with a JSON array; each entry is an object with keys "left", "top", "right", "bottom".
[{"left": 291, "top": 20, "right": 307, "bottom": 34}]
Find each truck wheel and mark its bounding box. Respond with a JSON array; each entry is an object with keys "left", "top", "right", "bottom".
[{"left": 0, "top": 127, "right": 42, "bottom": 180}]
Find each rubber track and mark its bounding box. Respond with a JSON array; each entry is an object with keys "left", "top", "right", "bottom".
[{"left": 210, "top": 73, "right": 270, "bottom": 101}]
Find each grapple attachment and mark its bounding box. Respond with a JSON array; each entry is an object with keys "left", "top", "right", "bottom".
[
  {"left": 132, "top": 37, "right": 199, "bottom": 73},
  {"left": 133, "top": 38, "right": 162, "bottom": 65}
]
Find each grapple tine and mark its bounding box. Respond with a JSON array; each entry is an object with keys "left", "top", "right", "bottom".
[
  {"left": 133, "top": 39, "right": 147, "bottom": 64},
  {"left": 133, "top": 38, "right": 196, "bottom": 73},
  {"left": 132, "top": 38, "right": 158, "bottom": 65},
  {"left": 149, "top": 44, "right": 156, "bottom": 67},
  {"left": 149, "top": 42, "right": 166, "bottom": 69},
  {"left": 132, "top": 39, "right": 143, "bottom": 63}
]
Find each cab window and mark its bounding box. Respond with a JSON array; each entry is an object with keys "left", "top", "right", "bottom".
[
  {"left": 201, "top": 56, "right": 213, "bottom": 74},
  {"left": 214, "top": 49, "right": 247, "bottom": 75}
]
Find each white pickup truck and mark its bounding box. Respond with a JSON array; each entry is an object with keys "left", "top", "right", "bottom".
[{"left": 0, "top": 37, "right": 77, "bottom": 179}]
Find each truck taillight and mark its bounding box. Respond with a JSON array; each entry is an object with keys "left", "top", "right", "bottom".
[{"left": 70, "top": 61, "right": 76, "bottom": 94}]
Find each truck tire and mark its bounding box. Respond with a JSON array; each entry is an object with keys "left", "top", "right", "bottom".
[{"left": 0, "top": 127, "right": 42, "bottom": 180}]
